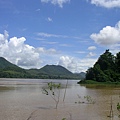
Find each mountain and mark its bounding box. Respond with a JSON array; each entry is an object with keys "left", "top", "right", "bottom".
[
  {"left": 0, "top": 57, "right": 27, "bottom": 78},
  {"left": 28, "top": 65, "right": 82, "bottom": 79},
  {"left": 74, "top": 72, "right": 86, "bottom": 79},
  {"left": 0, "top": 57, "right": 19, "bottom": 69},
  {"left": 0, "top": 57, "right": 83, "bottom": 79},
  {"left": 39, "top": 65, "right": 73, "bottom": 75}
]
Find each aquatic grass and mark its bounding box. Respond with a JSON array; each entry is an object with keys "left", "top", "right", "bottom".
[
  {"left": 75, "top": 94, "right": 95, "bottom": 104},
  {"left": 79, "top": 80, "right": 120, "bottom": 86}
]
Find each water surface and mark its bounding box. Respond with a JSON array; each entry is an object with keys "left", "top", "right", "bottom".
[{"left": 0, "top": 78, "right": 120, "bottom": 120}]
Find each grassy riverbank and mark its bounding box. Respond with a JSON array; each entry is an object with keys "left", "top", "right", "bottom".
[{"left": 78, "top": 80, "right": 120, "bottom": 85}]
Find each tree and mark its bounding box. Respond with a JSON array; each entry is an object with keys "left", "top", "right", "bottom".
[
  {"left": 116, "top": 52, "right": 120, "bottom": 73},
  {"left": 42, "top": 82, "right": 61, "bottom": 109},
  {"left": 85, "top": 50, "right": 119, "bottom": 82},
  {"left": 95, "top": 50, "right": 115, "bottom": 71},
  {"left": 86, "top": 67, "right": 95, "bottom": 80}
]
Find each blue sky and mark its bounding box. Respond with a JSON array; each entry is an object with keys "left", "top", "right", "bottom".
[{"left": 0, "top": 0, "right": 120, "bottom": 72}]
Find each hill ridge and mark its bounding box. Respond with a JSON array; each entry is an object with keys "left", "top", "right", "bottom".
[{"left": 0, "top": 57, "right": 84, "bottom": 79}]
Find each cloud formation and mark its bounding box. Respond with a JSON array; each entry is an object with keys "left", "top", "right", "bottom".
[
  {"left": 37, "top": 32, "right": 81, "bottom": 40},
  {"left": 87, "top": 52, "right": 96, "bottom": 57},
  {"left": 41, "top": 0, "right": 70, "bottom": 8},
  {"left": 90, "top": 0, "right": 120, "bottom": 8},
  {"left": 0, "top": 31, "right": 57, "bottom": 69},
  {"left": 90, "top": 21, "right": 120, "bottom": 45},
  {"left": 47, "top": 17, "right": 53, "bottom": 22},
  {"left": 0, "top": 31, "right": 97, "bottom": 72},
  {"left": 37, "top": 32, "right": 68, "bottom": 38},
  {"left": 58, "top": 56, "right": 96, "bottom": 72},
  {"left": 88, "top": 46, "right": 96, "bottom": 50}
]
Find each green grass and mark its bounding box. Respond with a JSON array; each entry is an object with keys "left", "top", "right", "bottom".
[{"left": 78, "top": 80, "right": 120, "bottom": 85}]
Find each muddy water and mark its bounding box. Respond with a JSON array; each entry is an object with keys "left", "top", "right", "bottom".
[{"left": 0, "top": 79, "right": 120, "bottom": 120}]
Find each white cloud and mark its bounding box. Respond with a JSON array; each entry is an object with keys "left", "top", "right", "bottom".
[
  {"left": 60, "top": 44, "right": 72, "bottom": 47},
  {"left": 0, "top": 30, "right": 97, "bottom": 73},
  {"left": 43, "top": 41, "right": 58, "bottom": 44},
  {"left": 88, "top": 46, "right": 96, "bottom": 50},
  {"left": 90, "top": 21, "right": 120, "bottom": 45},
  {"left": 41, "top": 0, "right": 70, "bottom": 8},
  {"left": 76, "top": 50, "right": 87, "bottom": 54},
  {"left": 36, "top": 9, "right": 40, "bottom": 12},
  {"left": 87, "top": 52, "right": 96, "bottom": 57},
  {"left": 37, "top": 32, "right": 59, "bottom": 37},
  {"left": 109, "top": 44, "right": 120, "bottom": 55},
  {"left": 90, "top": 0, "right": 120, "bottom": 8},
  {"left": 37, "top": 32, "right": 68, "bottom": 38},
  {"left": 37, "top": 32, "right": 82, "bottom": 40},
  {"left": 58, "top": 56, "right": 96, "bottom": 72},
  {"left": 0, "top": 31, "right": 57, "bottom": 69},
  {"left": 36, "top": 47, "right": 57, "bottom": 54},
  {"left": 47, "top": 17, "right": 53, "bottom": 22}
]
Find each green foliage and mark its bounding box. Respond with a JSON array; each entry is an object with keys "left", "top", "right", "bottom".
[
  {"left": 117, "top": 103, "right": 120, "bottom": 111},
  {"left": 116, "top": 52, "right": 120, "bottom": 73},
  {"left": 75, "top": 95, "right": 95, "bottom": 104},
  {"left": 62, "top": 118, "right": 66, "bottom": 120},
  {"left": 78, "top": 80, "right": 99, "bottom": 84},
  {"left": 42, "top": 82, "right": 61, "bottom": 109},
  {"left": 85, "top": 50, "right": 120, "bottom": 82}
]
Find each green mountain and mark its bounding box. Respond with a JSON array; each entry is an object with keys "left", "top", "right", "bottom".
[
  {"left": 0, "top": 57, "right": 18, "bottom": 69},
  {"left": 39, "top": 65, "right": 73, "bottom": 75},
  {"left": 28, "top": 65, "right": 83, "bottom": 79},
  {"left": 0, "top": 57, "right": 83, "bottom": 79},
  {"left": 0, "top": 57, "right": 27, "bottom": 78}
]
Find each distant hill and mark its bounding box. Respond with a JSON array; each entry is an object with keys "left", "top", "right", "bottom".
[
  {"left": 0, "top": 57, "right": 83, "bottom": 79},
  {"left": 39, "top": 65, "right": 73, "bottom": 75},
  {"left": 28, "top": 65, "right": 83, "bottom": 79},
  {"left": 80, "top": 72, "right": 86, "bottom": 78},
  {"left": 0, "top": 57, "right": 27, "bottom": 78},
  {"left": 0, "top": 57, "right": 19, "bottom": 69},
  {"left": 74, "top": 72, "right": 86, "bottom": 79}
]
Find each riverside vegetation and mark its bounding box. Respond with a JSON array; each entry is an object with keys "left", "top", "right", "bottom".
[{"left": 79, "top": 49, "right": 120, "bottom": 84}]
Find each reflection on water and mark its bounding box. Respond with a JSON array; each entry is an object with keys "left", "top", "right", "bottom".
[{"left": 0, "top": 79, "right": 120, "bottom": 120}]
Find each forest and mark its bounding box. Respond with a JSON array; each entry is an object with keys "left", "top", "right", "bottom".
[{"left": 82, "top": 50, "right": 120, "bottom": 83}]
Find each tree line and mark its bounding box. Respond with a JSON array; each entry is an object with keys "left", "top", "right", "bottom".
[{"left": 85, "top": 50, "right": 120, "bottom": 82}]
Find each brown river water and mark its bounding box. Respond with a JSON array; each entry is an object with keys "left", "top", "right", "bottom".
[{"left": 0, "top": 78, "right": 120, "bottom": 120}]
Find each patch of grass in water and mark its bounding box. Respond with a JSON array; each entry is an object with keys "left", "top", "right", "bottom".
[
  {"left": 79, "top": 80, "right": 120, "bottom": 85},
  {"left": 78, "top": 80, "right": 120, "bottom": 89}
]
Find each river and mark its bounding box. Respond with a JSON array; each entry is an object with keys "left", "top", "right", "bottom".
[{"left": 0, "top": 78, "right": 120, "bottom": 120}]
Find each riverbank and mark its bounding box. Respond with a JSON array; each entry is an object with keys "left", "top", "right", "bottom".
[{"left": 78, "top": 80, "right": 120, "bottom": 85}]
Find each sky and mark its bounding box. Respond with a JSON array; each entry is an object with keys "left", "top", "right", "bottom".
[{"left": 0, "top": 0, "right": 120, "bottom": 73}]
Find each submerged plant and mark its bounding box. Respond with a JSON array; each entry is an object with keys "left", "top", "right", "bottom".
[
  {"left": 75, "top": 95, "right": 95, "bottom": 104},
  {"left": 84, "top": 95, "right": 95, "bottom": 104},
  {"left": 107, "top": 97, "right": 113, "bottom": 118},
  {"left": 116, "top": 93, "right": 120, "bottom": 118},
  {"left": 42, "top": 82, "right": 61, "bottom": 109},
  {"left": 117, "top": 102, "right": 120, "bottom": 111},
  {"left": 62, "top": 118, "right": 66, "bottom": 120}
]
